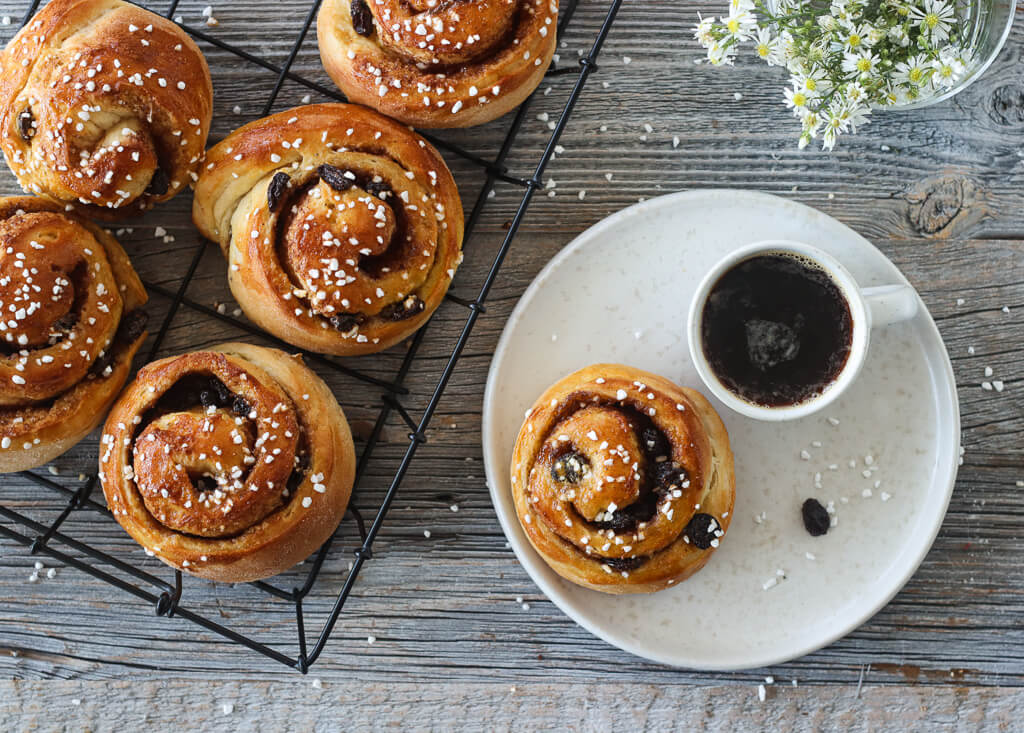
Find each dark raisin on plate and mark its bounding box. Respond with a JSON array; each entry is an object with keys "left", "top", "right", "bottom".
[
  {"left": 802, "top": 498, "right": 830, "bottom": 537},
  {"left": 350, "top": 0, "right": 374, "bottom": 36},
  {"left": 267, "top": 171, "right": 290, "bottom": 211},
  {"left": 683, "top": 512, "right": 719, "bottom": 549}
]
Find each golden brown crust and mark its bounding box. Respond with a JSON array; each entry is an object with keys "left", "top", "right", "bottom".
[
  {"left": 0, "top": 196, "right": 147, "bottom": 473},
  {"left": 99, "top": 343, "right": 356, "bottom": 583},
  {"left": 192, "top": 103, "right": 464, "bottom": 357},
  {"left": 317, "top": 0, "right": 557, "bottom": 128},
  {"left": 0, "top": 0, "right": 213, "bottom": 219},
  {"left": 511, "top": 364, "right": 736, "bottom": 594}
]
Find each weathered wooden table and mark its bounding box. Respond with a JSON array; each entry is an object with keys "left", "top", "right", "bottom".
[{"left": 0, "top": 1, "right": 1021, "bottom": 729}]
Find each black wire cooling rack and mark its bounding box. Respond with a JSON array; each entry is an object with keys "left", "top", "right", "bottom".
[{"left": 0, "top": 0, "right": 623, "bottom": 671}]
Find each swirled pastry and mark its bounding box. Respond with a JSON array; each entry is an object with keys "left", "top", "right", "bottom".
[
  {"left": 99, "top": 343, "right": 356, "bottom": 582},
  {"left": 0, "top": 196, "right": 147, "bottom": 473},
  {"left": 317, "top": 0, "right": 558, "bottom": 128},
  {"left": 511, "top": 364, "right": 735, "bottom": 594},
  {"left": 0, "top": 0, "right": 213, "bottom": 218},
  {"left": 192, "top": 103, "right": 464, "bottom": 356}
]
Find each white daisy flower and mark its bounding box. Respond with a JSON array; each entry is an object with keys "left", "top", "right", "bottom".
[
  {"left": 894, "top": 53, "right": 933, "bottom": 87},
  {"left": 817, "top": 14, "right": 840, "bottom": 33},
  {"left": 694, "top": 15, "right": 715, "bottom": 46},
  {"left": 783, "top": 86, "right": 810, "bottom": 115},
  {"left": 843, "top": 100, "right": 871, "bottom": 132},
  {"left": 909, "top": 0, "right": 956, "bottom": 44},
  {"left": 793, "top": 68, "right": 832, "bottom": 98},
  {"left": 821, "top": 101, "right": 852, "bottom": 151},
  {"left": 728, "top": 0, "right": 756, "bottom": 13},
  {"left": 799, "top": 110, "right": 823, "bottom": 149},
  {"left": 844, "top": 81, "right": 868, "bottom": 105},
  {"left": 887, "top": 23, "right": 911, "bottom": 48},
  {"left": 931, "top": 49, "right": 966, "bottom": 87},
  {"left": 835, "top": 22, "right": 874, "bottom": 53},
  {"left": 753, "top": 27, "right": 781, "bottom": 65},
  {"left": 722, "top": 9, "right": 757, "bottom": 42},
  {"left": 706, "top": 40, "right": 737, "bottom": 66},
  {"left": 841, "top": 49, "right": 881, "bottom": 78},
  {"left": 829, "top": 0, "right": 856, "bottom": 24},
  {"left": 865, "top": 24, "right": 886, "bottom": 46}
]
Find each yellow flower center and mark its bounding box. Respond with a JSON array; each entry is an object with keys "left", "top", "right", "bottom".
[
  {"left": 909, "top": 67, "right": 924, "bottom": 83},
  {"left": 727, "top": 18, "right": 741, "bottom": 34},
  {"left": 848, "top": 33, "right": 861, "bottom": 47},
  {"left": 925, "top": 13, "right": 939, "bottom": 29},
  {"left": 756, "top": 43, "right": 770, "bottom": 58},
  {"left": 792, "top": 92, "right": 807, "bottom": 107},
  {"left": 856, "top": 57, "right": 872, "bottom": 72}
]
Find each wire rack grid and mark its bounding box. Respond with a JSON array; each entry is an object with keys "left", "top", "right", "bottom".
[{"left": 0, "top": 0, "right": 624, "bottom": 672}]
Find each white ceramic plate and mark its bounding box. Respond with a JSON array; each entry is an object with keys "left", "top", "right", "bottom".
[{"left": 481, "top": 190, "right": 959, "bottom": 670}]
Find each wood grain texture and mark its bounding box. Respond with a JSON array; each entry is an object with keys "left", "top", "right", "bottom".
[
  {"left": 0, "top": 0, "right": 1021, "bottom": 724},
  {"left": 2, "top": 681, "right": 1024, "bottom": 731}
]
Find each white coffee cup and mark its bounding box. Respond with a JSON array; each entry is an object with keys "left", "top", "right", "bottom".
[{"left": 687, "top": 240, "right": 919, "bottom": 421}]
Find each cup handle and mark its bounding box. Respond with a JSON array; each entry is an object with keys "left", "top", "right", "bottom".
[{"left": 862, "top": 284, "right": 918, "bottom": 328}]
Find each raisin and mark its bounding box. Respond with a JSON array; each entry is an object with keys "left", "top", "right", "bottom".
[
  {"left": 602, "top": 556, "right": 645, "bottom": 571},
  {"left": 350, "top": 0, "right": 374, "bottom": 36},
  {"left": 194, "top": 475, "right": 218, "bottom": 493},
  {"left": 231, "top": 396, "right": 252, "bottom": 417},
  {"left": 801, "top": 498, "right": 830, "bottom": 537},
  {"left": 118, "top": 308, "right": 148, "bottom": 344},
  {"left": 640, "top": 425, "right": 669, "bottom": 459},
  {"left": 211, "top": 378, "right": 233, "bottom": 405},
  {"left": 318, "top": 164, "right": 355, "bottom": 193},
  {"left": 593, "top": 492, "right": 658, "bottom": 533},
  {"left": 551, "top": 452, "right": 587, "bottom": 483},
  {"left": 683, "top": 513, "right": 720, "bottom": 550},
  {"left": 267, "top": 171, "right": 290, "bottom": 211},
  {"left": 329, "top": 312, "right": 364, "bottom": 332},
  {"left": 17, "top": 108, "right": 35, "bottom": 142},
  {"left": 379, "top": 295, "right": 425, "bottom": 321},
  {"left": 52, "top": 312, "right": 76, "bottom": 332},
  {"left": 654, "top": 461, "right": 688, "bottom": 491},
  {"left": 147, "top": 167, "right": 170, "bottom": 196},
  {"left": 364, "top": 179, "right": 392, "bottom": 199},
  {"left": 91, "top": 350, "right": 114, "bottom": 376},
  {"left": 593, "top": 510, "right": 636, "bottom": 533}
]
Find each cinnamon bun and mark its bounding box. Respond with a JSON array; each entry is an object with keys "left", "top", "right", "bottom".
[
  {"left": 317, "top": 0, "right": 558, "bottom": 128},
  {"left": 0, "top": 0, "right": 213, "bottom": 218},
  {"left": 192, "top": 103, "right": 464, "bottom": 356},
  {"left": 99, "top": 343, "right": 356, "bottom": 582},
  {"left": 511, "top": 364, "right": 735, "bottom": 593},
  {"left": 0, "top": 196, "right": 147, "bottom": 473}
]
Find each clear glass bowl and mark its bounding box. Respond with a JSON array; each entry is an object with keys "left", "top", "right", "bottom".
[{"left": 891, "top": 0, "right": 1017, "bottom": 110}]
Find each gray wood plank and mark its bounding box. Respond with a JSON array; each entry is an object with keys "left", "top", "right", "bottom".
[
  {"left": 0, "top": 0, "right": 1020, "bottom": 709},
  {"left": 2, "top": 680, "right": 1023, "bottom": 731}
]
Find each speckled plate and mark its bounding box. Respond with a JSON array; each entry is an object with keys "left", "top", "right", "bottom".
[{"left": 481, "top": 190, "right": 959, "bottom": 670}]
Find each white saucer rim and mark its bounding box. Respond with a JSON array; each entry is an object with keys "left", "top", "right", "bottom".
[{"left": 481, "top": 189, "right": 960, "bottom": 670}]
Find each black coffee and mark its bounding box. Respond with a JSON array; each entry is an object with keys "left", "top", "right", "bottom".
[{"left": 700, "top": 253, "right": 853, "bottom": 407}]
